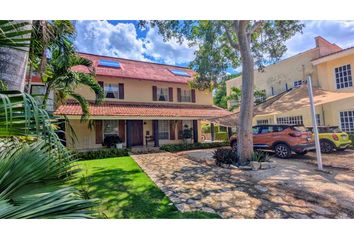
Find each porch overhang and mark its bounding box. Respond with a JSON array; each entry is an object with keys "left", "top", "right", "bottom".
[
  {"left": 54, "top": 101, "right": 231, "bottom": 120},
  {"left": 207, "top": 85, "right": 354, "bottom": 127}
]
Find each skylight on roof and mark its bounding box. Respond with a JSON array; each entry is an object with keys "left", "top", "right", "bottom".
[
  {"left": 170, "top": 69, "right": 191, "bottom": 77},
  {"left": 98, "top": 59, "right": 121, "bottom": 68}
]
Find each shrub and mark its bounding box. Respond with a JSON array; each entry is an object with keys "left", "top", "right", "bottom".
[
  {"left": 250, "top": 151, "right": 271, "bottom": 162},
  {"left": 349, "top": 134, "right": 354, "bottom": 150},
  {"left": 103, "top": 135, "right": 122, "bottom": 148},
  {"left": 160, "top": 142, "right": 229, "bottom": 152},
  {"left": 215, "top": 132, "right": 229, "bottom": 141},
  {"left": 213, "top": 148, "right": 238, "bottom": 167},
  {"left": 75, "top": 148, "right": 129, "bottom": 160}
]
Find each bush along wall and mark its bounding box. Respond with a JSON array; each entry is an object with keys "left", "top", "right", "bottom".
[
  {"left": 160, "top": 142, "right": 229, "bottom": 152},
  {"left": 75, "top": 148, "right": 129, "bottom": 161},
  {"left": 349, "top": 134, "right": 354, "bottom": 149}
]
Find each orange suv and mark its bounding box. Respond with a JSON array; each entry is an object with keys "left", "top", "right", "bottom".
[{"left": 229, "top": 125, "right": 315, "bottom": 159}]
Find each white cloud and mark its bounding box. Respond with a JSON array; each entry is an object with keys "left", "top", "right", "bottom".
[
  {"left": 144, "top": 27, "right": 197, "bottom": 65},
  {"left": 284, "top": 20, "right": 354, "bottom": 58},
  {"left": 74, "top": 20, "right": 197, "bottom": 65},
  {"left": 74, "top": 20, "right": 147, "bottom": 61}
]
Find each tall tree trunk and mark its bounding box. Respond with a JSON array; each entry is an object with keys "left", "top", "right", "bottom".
[
  {"left": 236, "top": 20, "right": 254, "bottom": 163},
  {"left": 0, "top": 20, "right": 31, "bottom": 91}
]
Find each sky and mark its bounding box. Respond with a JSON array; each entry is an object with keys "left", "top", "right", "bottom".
[{"left": 74, "top": 20, "right": 354, "bottom": 72}]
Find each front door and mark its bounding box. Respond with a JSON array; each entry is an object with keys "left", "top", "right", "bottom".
[{"left": 130, "top": 120, "right": 143, "bottom": 146}]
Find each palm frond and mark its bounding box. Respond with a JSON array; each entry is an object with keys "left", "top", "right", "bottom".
[
  {"left": 0, "top": 20, "right": 31, "bottom": 50},
  {"left": 0, "top": 140, "right": 96, "bottom": 219},
  {"left": 69, "top": 92, "right": 90, "bottom": 122}
]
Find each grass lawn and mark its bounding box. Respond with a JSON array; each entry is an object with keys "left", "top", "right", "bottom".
[{"left": 72, "top": 156, "right": 220, "bottom": 219}]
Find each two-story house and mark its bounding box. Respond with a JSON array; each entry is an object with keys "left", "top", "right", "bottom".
[
  {"left": 225, "top": 36, "right": 354, "bottom": 133},
  {"left": 53, "top": 53, "right": 230, "bottom": 151}
]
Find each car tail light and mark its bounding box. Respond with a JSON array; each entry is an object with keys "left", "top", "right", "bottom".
[
  {"left": 289, "top": 132, "right": 301, "bottom": 137},
  {"left": 332, "top": 134, "right": 339, "bottom": 141}
]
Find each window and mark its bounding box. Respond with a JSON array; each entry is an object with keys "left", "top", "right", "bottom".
[
  {"left": 257, "top": 119, "right": 269, "bottom": 125},
  {"left": 340, "top": 111, "right": 354, "bottom": 133},
  {"left": 103, "top": 120, "right": 119, "bottom": 138},
  {"left": 158, "top": 120, "right": 169, "bottom": 139},
  {"left": 30, "top": 85, "right": 45, "bottom": 95},
  {"left": 335, "top": 64, "right": 352, "bottom": 89},
  {"left": 271, "top": 86, "right": 275, "bottom": 96},
  {"left": 104, "top": 83, "right": 119, "bottom": 98},
  {"left": 170, "top": 69, "right": 191, "bottom": 77},
  {"left": 254, "top": 89, "right": 266, "bottom": 103},
  {"left": 252, "top": 126, "right": 260, "bottom": 135},
  {"left": 316, "top": 114, "right": 321, "bottom": 126},
  {"left": 277, "top": 116, "right": 303, "bottom": 125},
  {"left": 181, "top": 89, "right": 192, "bottom": 102},
  {"left": 285, "top": 83, "right": 289, "bottom": 91},
  {"left": 294, "top": 80, "right": 302, "bottom": 88},
  {"left": 98, "top": 59, "right": 121, "bottom": 68},
  {"left": 259, "top": 126, "right": 274, "bottom": 134},
  {"left": 230, "top": 99, "right": 240, "bottom": 107},
  {"left": 157, "top": 87, "right": 169, "bottom": 101}
]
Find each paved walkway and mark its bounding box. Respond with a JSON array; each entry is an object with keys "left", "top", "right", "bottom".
[{"left": 132, "top": 151, "right": 354, "bottom": 219}]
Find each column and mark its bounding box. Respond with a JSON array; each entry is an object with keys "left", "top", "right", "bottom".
[
  {"left": 210, "top": 122, "right": 215, "bottom": 141},
  {"left": 193, "top": 120, "right": 198, "bottom": 143},
  {"left": 126, "top": 120, "right": 132, "bottom": 148},
  {"left": 153, "top": 120, "right": 159, "bottom": 147}
]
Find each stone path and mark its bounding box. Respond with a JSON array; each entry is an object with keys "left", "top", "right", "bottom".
[{"left": 132, "top": 152, "right": 354, "bottom": 219}]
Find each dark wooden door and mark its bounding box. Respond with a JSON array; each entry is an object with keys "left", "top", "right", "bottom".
[{"left": 130, "top": 120, "right": 143, "bottom": 146}]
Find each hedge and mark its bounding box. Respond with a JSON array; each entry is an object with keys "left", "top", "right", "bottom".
[
  {"left": 215, "top": 132, "right": 229, "bottom": 141},
  {"left": 75, "top": 148, "right": 129, "bottom": 161},
  {"left": 160, "top": 142, "right": 229, "bottom": 152},
  {"left": 350, "top": 134, "right": 354, "bottom": 149}
]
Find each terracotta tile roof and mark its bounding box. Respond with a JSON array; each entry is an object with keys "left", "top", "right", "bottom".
[
  {"left": 54, "top": 101, "right": 231, "bottom": 119},
  {"left": 73, "top": 52, "right": 196, "bottom": 84}
]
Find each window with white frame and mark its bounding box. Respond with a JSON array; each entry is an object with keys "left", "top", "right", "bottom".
[
  {"left": 103, "top": 120, "right": 119, "bottom": 138},
  {"left": 257, "top": 119, "right": 269, "bottom": 125},
  {"left": 335, "top": 64, "right": 353, "bottom": 89},
  {"left": 158, "top": 120, "right": 169, "bottom": 139},
  {"left": 104, "top": 83, "right": 119, "bottom": 98},
  {"left": 181, "top": 89, "right": 192, "bottom": 102},
  {"left": 157, "top": 87, "right": 169, "bottom": 101},
  {"left": 339, "top": 111, "right": 354, "bottom": 133},
  {"left": 277, "top": 116, "right": 303, "bottom": 125},
  {"left": 293, "top": 80, "right": 302, "bottom": 88}
]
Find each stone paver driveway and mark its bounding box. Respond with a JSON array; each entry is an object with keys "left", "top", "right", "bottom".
[{"left": 132, "top": 152, "right": 354, "bottom": 219}]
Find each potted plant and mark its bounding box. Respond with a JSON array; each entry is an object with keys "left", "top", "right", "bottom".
[{"left": 103, "top": 135, "right": 122, "bottom": 149}]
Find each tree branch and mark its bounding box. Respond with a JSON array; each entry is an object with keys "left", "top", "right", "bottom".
[
  {"left": 221, "top": 22, "right": 239, "bottom": 50},
  {"left": 248, "top": 20, "right": 263, "bottom": 35}
]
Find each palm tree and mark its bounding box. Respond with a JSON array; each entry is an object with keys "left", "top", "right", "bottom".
[
  {"left": 42, "top": 48, "right": 103, "bottom": 120},
  {"left": 0, "top": 20, "right": 31, "bottom": 91},
  {"left": 0, "top": 91, "right": 96, "bottom": 218},
  {"left": 0, "top": 20, "right": 97, "bottom": 218}
]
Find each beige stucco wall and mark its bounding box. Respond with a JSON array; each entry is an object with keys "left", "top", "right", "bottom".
[
  {"left": 75, "top": 76, "right": 213, "bottom": 105},
  {"left": 253, "top": 105, "right": 324, "bottom": 127},
  {"left": 226, "top": 48, "right": 320, "bottom": 104},
  {"left": 67, "top": 119, "right": 202, "bottom": 151},
  {"left": 316, "top": 54, "right": 354, "bottom": 92}
]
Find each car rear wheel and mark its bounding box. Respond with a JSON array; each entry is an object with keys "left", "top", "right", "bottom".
[
  {"left": 274, "top": 143, "right": 291, "bottom": 159},
  {"left": 320, "top": 140, "right": 335, "bottom": 153}
]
